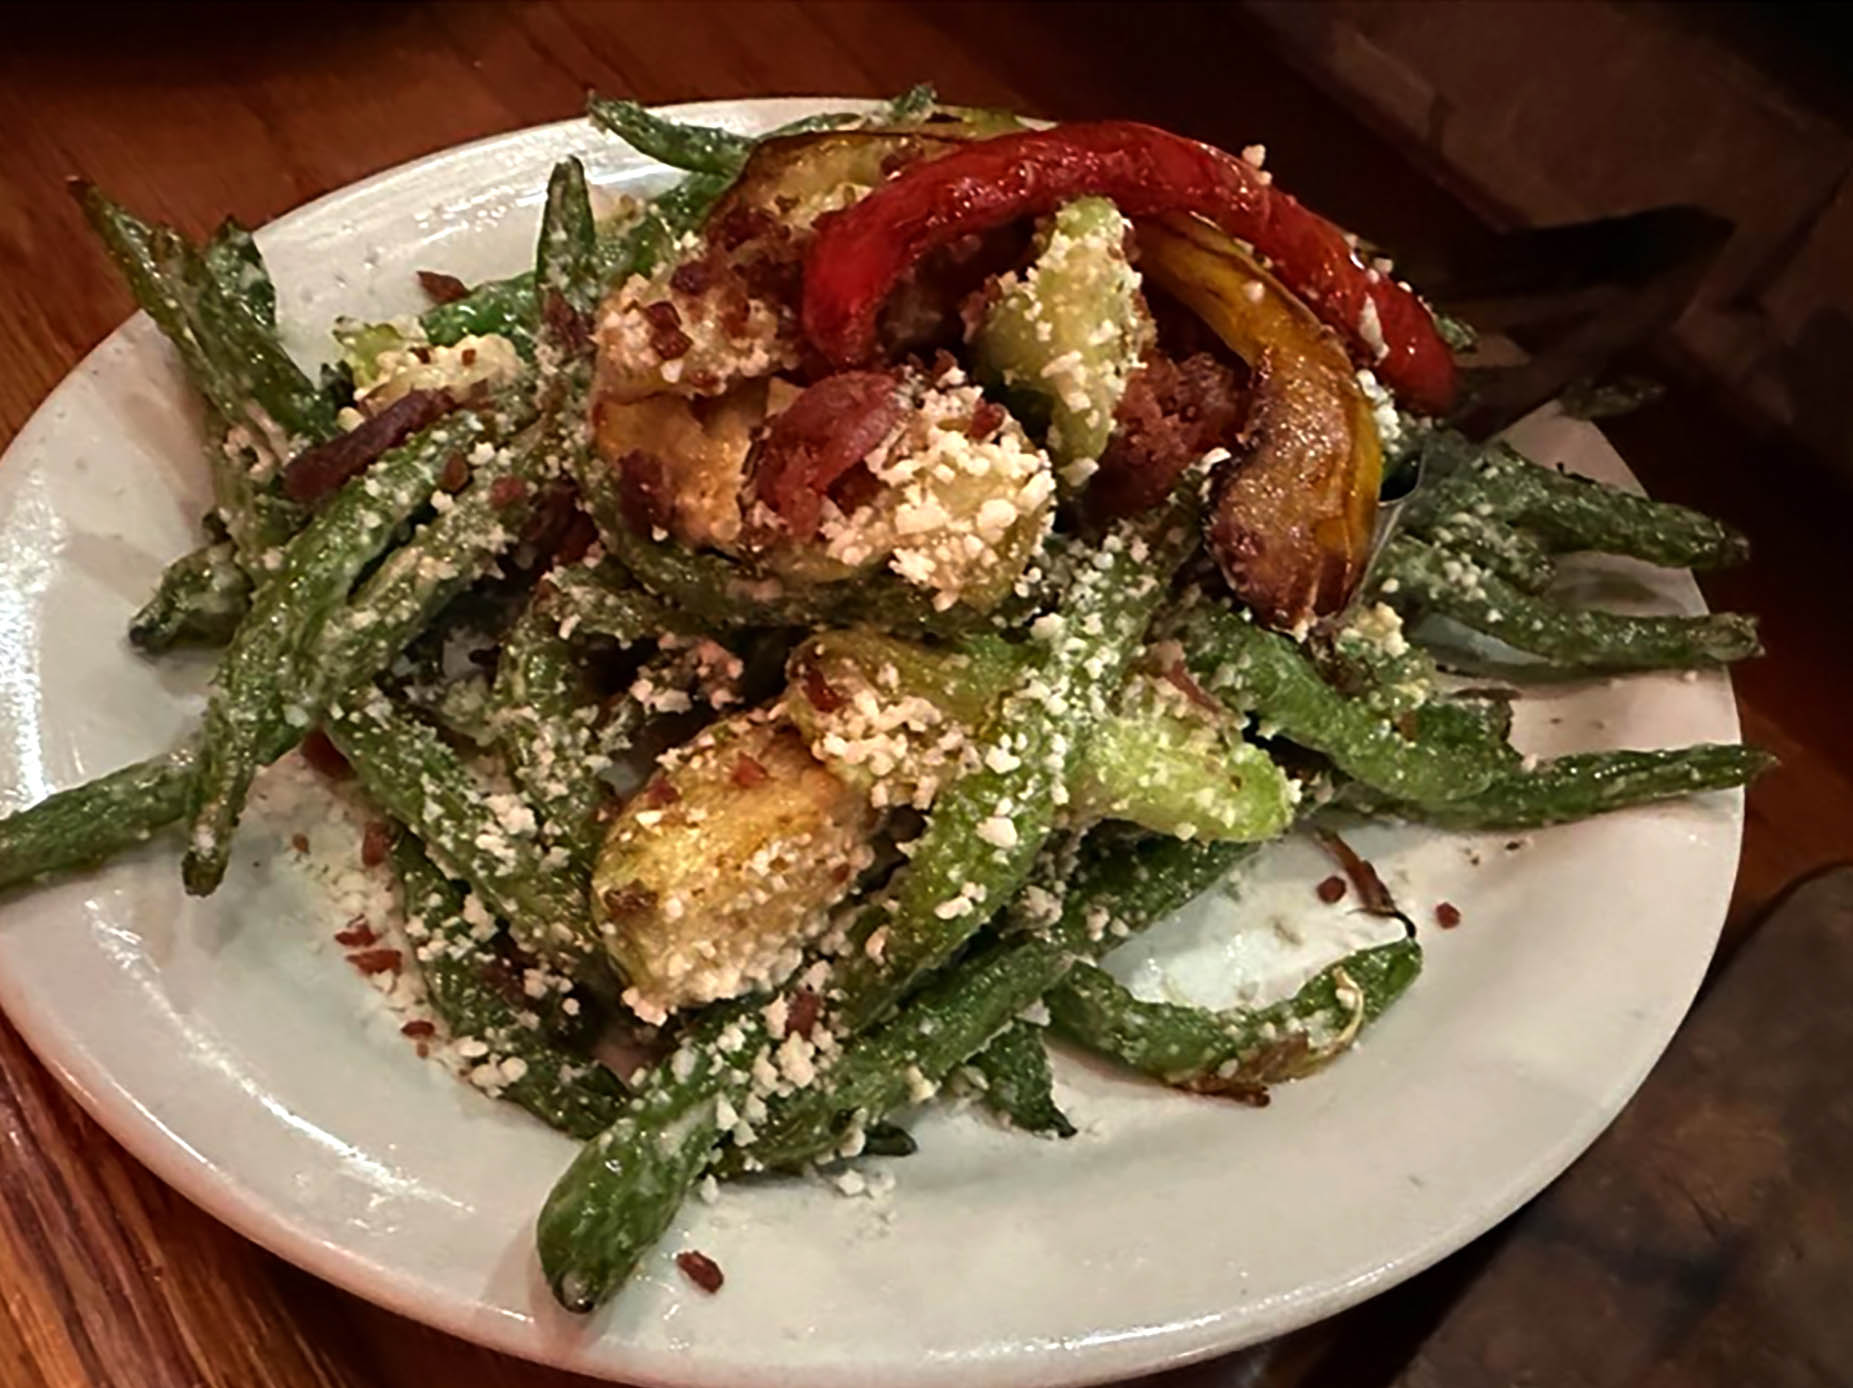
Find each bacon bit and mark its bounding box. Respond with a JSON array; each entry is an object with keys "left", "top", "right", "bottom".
[
  {"left": 400, "top": 1019, "right": 437, "bottom": 1039},
  {"left": 670, "top": 257, "right": 716, "bottom": 295},
  {"left": 731, "top": 754, "right": 770, "bottom": 788},
  {"left": 639, "top": 777, "right": 681, "bottom": 808},
  {"left": 786, "top": 989, "right": 822, "bottom": 1040},
  {"left": 966, "top": 399, "right": 1007, "bottom": 439},
  {"left": 616, "top": 449, "right": 676, "bottom": 535},
  {"left": 489, "top": 474, "right": 529, "bottom": 509},
  {"left": 281, "top": 389, "right": 455, "bottom": 504},
  {"left": 334, "top": 917, "right": 377, "bottom": 948},
  {"left": 711, "top": 204, "right": 779, "bottom": 253},
  {"left": 752, "top": 371, "right": 903, "bottom": 536},
  {"left": 416, "top": 270, "right": 471, "bottom": 304},
  {"left": 290, "top": 833, "right": 311, "bottom": 854},
  {"left": 541, "top": 289, "right": 591, "bottom": 356},
  {"left": 551, "top": 508, "right": 601, "bottom": 565},
  {"left": 1315, "top": 875, "right": 1348, "bottom": 904},
  {"left": 301, "top": 729, "right": 353, "bottom": 780},
  {"left": 1090, "top": 352, "right": 1246, "bottom": 520},
  {"left": 1435, "top": 901, "right": 1462, "bottom": 929},
  {"left": 1181, "top": 1074, "right": 1271, "bottom": 1106},
  {"left": 518, "top": 478, "right": 579, "bottom": 555},
  {"left": 640, "top": 299, "right": 693, "bottom": 361},
  {"left": 1315, "top": 829, "right": 1413, "bottom": 929},
  {"left": 438, "top": 450, "right": 471, "bottom": 493},
  {"left": 348, "top": 947, "right": 402, "bottom": 976},
  {"left": 361, "top": 821, "right": 394, "bottom": 868},
  {"left": 675, "top": 1249, "right": 724, "bottom": 1294},
  {"left": 477, "top": 955, "right": 527, "bottom": 1006},
  {"left": 797, "top": 655, "right": 845, "bottom": 713},
  {"left": 603, "top": 884, "right": 657, "bottom": 918}
]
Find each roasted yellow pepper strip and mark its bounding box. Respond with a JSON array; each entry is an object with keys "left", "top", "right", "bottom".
[{"left": 1137, "top": 213, "right": 1381, "bottom": 632}]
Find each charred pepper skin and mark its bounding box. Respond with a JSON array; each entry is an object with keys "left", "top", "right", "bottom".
[{"left": 802, "top": 121, "right": 1458, "bottom": 415}]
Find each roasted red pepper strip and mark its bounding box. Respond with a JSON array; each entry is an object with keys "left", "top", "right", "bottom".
[{"left": 803, "top": 121, "right": 1457, "bottom": 416}]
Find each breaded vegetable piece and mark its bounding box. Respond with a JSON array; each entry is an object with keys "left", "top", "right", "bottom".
[
  {"left": 970, "top": 196, "right": 1150, "bottom": 473},
  {"left": 593, "top": 715, "right": 878, "bottom": 1021}
]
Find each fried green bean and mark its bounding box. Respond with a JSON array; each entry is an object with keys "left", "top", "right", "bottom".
[
  {"left": 970, "top": 1019, "right": 1074, "bottom": 1138},
  {"left": 1353, "top": 743, "right": 1773, "bottom": 830},
  {"left": 0, "top": 747, "right": 194, "bottom": 892},
  {"left": 128, "top": 540, "right": 252, "bottom": 651},
  {"left": 1046, "top": 939, "right": 1422, "bottom": 1096},
  {"left": 420, "top": 173, "right": 730, "bottom": 350},
  {"left": 827, "top": 482, "right": 1205, "bottom": 1032},
  {"left": 182, "top": 412, "right": 494, "bottom": 896},
  {"left": 728, "top": 837, "right": 1252, "bottom": 1174},
  {"left": 324, "top": 689, "right": 599, "bottom": 974},
  {"left": 1406, "top": 508, "right": 1554, "bottom": 593},
  {"left": 393, "top": 836, "right": 624, "bottom": 1138},
  {"left": 1408, "top": 440, "right": 1748, "bottom": 571},
  {"left": 1376, "top": 534, "right": 1761, "bottom": 674},
  {"left": 489, "top": 590, "right": 608, "bottom": 873},
  {"left": 586, "top": 98, "right": 756, "bottom": 175},
  {"left": 1178, "top": 603, "right": 1500, "bottom": 808},
  {"left": 536, "top": 999, "right": 750, "bottom": 1311},
  {"left": 544, "top": 561, "right": 674, "bottom": 646}
]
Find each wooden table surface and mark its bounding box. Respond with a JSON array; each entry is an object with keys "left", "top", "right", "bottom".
[{"left": 1, "top": 4, "right": 1848, "bottom": 1386}]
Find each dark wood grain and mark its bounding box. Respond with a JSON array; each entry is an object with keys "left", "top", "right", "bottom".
[
  {"left": 0, "top": 4, "right": 1847, "bottom": 1387},
  {"left": 1394, "top": 868, "right": 1853, "bottom": 1388}
]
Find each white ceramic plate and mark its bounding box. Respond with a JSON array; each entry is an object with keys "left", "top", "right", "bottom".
[{"left": 0, "top": 100, "right": 1744, "bottom": 1387}]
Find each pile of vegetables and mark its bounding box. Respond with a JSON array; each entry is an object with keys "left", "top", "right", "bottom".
[{"left": 0, "top": 88, "right": 1768, "bottom": 1312}]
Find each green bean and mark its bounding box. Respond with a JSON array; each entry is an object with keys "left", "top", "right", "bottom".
[
  {"left": 584, "top": 92, "right": 939, "bottom": 177},
  {"left": 1046, "top": 939, "right": 1422, "bottom": 1096},
  {"left": 421, "top": 274, "right": 538, "bottom": 352},
  {"left": 587, "top": 97, "right": 754, "bottom": 175},
  {"left": 1376, "top": 534, "right": 1761, "bottom": 674},
  {"left": 489, "top": 590, "right": 608, "bottom": 873},
  {"left": 182, "top": 412, "right": 493, "bottom": 896},
  {"left": 1314, "top": 607, "right": 1439, "bottom": 720},
  {"left": 1361, "top": 743, "right": 1773, "bottom": 831},
  {"left": 309, "top": 398, "right": 548, "bottom": 699},
  {"left": 873, "top": 83, "right": 939, "bottom": 126},
  {"left": 1408, "top": 441, "right": 1748, "bottom": 571},
  {"left": 729, "top": 838, "right": 1251, "bottom": 1174},
  {"left": 393, "top": 837, "right": 624, "bottom": 1139},
  {"left": 536, "top": 1000, "right": 749, "bottom": 1311},
  {"left": 153, "top": 225, "right": 336, "bottom": 450},
  {"left": 128, "top": 540, "right": 251, "bottom": 651},
  {"left": 420, "top": 173, "right": 730, "bottom": 351},
  {"left": 324, "top": 689, "right": 599, "bottom": 974},
  {"left": 1177, "top": 603, "right": 1500, "bottom": 808},
  {"left": 827, "top": 483, "right": 1205, "bottom": 1032},
  {"left": 202, "top": 216, "right": 276, "bottom": 328},
  {"left": 0, "top": 747, "right": 194, "bottom": 893},
  {"left": 545, "top": 561, "right": 674, "bottom": 646},
  {"left": 86, "top": 200, "right": 306, "bottom": 568},
  {"left": 536, "top": 157, "right": 600, "bottom": 330},
  {"left": 969, "top": 1019, "right": 1074, "bottom": 1138},
  {"left": 73, "top": 184, "right": 248, "bottom": 425},
  {"left": 1407, "top": 508, "right": 1554, "bottom": 593}
]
